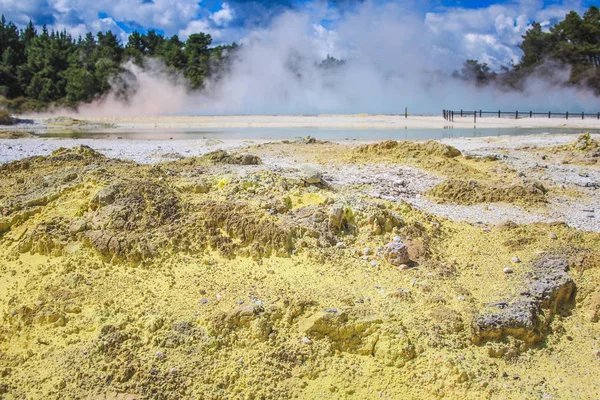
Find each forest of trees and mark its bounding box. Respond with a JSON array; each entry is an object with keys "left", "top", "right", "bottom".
[
  {"left": 0, "top": 17, "right": 238, "bottom": 112},
  {"left": 0, "top": 5, "right": 599, "bottom": 113},
  {"left": 455, "top": 5, "right": 600, "bottom": 93}
]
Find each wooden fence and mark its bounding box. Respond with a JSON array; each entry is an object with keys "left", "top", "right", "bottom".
[{"left": 442, "top": 109, "right": 600, "bottom": 122}]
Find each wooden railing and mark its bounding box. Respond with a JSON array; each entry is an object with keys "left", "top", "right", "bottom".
[{"left": 442, "top": 109, "right": 600, "bottom": 122}]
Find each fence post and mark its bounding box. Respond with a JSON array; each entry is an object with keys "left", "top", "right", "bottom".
[
  {"left": 498, "top": 110, "right": 501, "bottom": 118},
  {"left": 597, "top": 112, "right": 599, "bottom": 120},
  {"left": 460, "top": 109, "right": 463, "bottom": 117},
  {"left": 474, "top": 111, "right": 477, "bottom": 123},
  {"left": 530, "top": 111, "right": 532, "bottom": 118},
  {"left": 516, "top": 110, "right": 519, "bottom": 119},
  {"left": 582, "top": 112, "right": 584, "bottom": 120},
  {"left": 479, "top": 110, "right": 482, "bottom": 118},
  {"left": 405, "top": 107, "right": 408, "bottom": 119},
  {"left": 452, "top": 111, "right": 454, "bottom": 122},
  {"left": 566, "top": 111, "right": 569, "bottom": 120},
  {"left": 549, "top": 111, "right": 551, "bottom": 118}
]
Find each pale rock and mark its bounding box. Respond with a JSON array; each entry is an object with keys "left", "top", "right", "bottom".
[{"left": 384, "top": 242, "right": 410, "bottom": 266}]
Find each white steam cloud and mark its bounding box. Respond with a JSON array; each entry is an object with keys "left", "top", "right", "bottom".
[{"left": 76, "top": 2, "right": 599, "bottom": 116}]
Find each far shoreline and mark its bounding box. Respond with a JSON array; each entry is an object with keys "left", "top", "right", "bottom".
[{"left": 12, "top": 113, "right": 600, "bottom": 131}]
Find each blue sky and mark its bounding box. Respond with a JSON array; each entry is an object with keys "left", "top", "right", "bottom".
[{"left": 0, "top": 0, "right": 593, "bottom": 69}]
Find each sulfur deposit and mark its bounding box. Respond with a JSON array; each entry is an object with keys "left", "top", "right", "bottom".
[
  {"left": 1, "top": 140, "right": 600, "bottom": 399},
  {"left": 550, "top": 133, "right": 600, "bottom": 165},
  {"left": 427, "top": 179, "right": 548, "bottom": 206}
]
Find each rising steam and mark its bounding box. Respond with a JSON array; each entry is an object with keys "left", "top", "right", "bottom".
[{"left": 76, "top": 2, "right": 599, "bottom": 117}]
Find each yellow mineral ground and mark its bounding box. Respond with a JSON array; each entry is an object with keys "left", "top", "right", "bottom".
[
  {"left": 548, "top": 133, "right": 600, "bottom": 165},
  {"left": 348, "top": 139, "right": 511, "bottom": 179},
  {"left": 427, "top": 179, "right": 548, "bottom": 206},
  {"left": 1, "top": 139, "right": 600, "bottom": 400}
]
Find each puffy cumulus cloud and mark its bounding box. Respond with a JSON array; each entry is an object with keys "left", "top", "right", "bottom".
[
  {"left": 81, "top": 0, "right": 202, "bottom": 34},
  {"left": 176, "top": 2, "right": 235, "bottom": 42},
  {"left": 493, "top": 13, "right": 530, "bottom": 45},
  {"left": 0, "top": 0, "right": 226, "bottom": 40},
  {"left": 463, "top": 33, "right": 520, "bottom": 66},
  {"left": 425, "top": 0, "right": 587, "bottom": 68},
  {"left": 211, "top": 2, "right": 234, "bottom": 27}
]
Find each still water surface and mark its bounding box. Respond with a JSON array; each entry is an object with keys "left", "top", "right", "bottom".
[{"left": 38, "top": 127, "right": 600, "bottom": 140}]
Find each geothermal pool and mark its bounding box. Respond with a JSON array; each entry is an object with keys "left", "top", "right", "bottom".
[{"left": 36, "top": 126, "right": 600, "bottom": 140}]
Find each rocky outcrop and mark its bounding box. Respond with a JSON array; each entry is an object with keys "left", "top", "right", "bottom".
[
  {"left": 202, "top": 150, "right": 261, "bottom": 165},
  {"left": 384, "top": 241, "right": 410, "bottom": 266},
  {"left": 473, "top": 255, "right": 575, "bottom": 345}
]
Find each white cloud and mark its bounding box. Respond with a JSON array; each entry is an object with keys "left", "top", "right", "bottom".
[
  {"left": 464, "top": 33, "right": 520, "bottom": 66},
  {"left": 425, "top": 1, "right": 586, "bottom": 69},
  {"left": 0, "top": 0, "right": 590, "bottom": 71},
  {"left": 0, "top": 0, "right": 207, "bottom": 38},
  {"left": 311, "top": 23, "right": 338, "bottom": 59},
  {"left": 210, "top": 3, "right": 234, "bottom": 27},
  {"left": 178, "top": 19, "right": 221, "bottom": 41}
]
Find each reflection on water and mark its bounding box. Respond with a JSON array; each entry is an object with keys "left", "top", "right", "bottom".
[{"left": 35, "top": 127, "right": 600, "bottom": 140}]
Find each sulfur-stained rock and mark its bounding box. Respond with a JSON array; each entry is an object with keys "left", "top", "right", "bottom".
[
  {"left": 203, "top": 150, "right": 261, "bottom": 165},
  {"left": 18, "top": 217, "right": 74, "bottom": 256},
  {"left": 586, "top": 292, "right": 600, "bottom": 323},
  {"left": 88, "top": 181, "right": 181, "bottom": 230},
  {"left": 473, "top": 255, "right": 575, "bottom": 345},
  {"left": 328, "top": 204, "right": 344, "bottom": 229},
  {"left": 373, "top": 326, "right": 416, "bottom": 367},
  {"left": 384, "top": 241, "right": 410, "bottom": 266},
  {"left": 179, "top": 178, "right": 211, "bottom": 194},
  {"left": 69, "top": 219, "right": 88, "bottom": 234},
  {"left": 300, "top": 165, "right": 322, "bottom": 184},
  {"left": 298, "top": 309, "right": 381, "bottom": 355},
  {"left": 211, "top": 304, "right": 264, "bottom": 334},
  {"left": 145, "top": 317, "right": 164, "bottom": 333}
]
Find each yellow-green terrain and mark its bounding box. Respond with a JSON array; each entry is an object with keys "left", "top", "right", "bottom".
[{"left": 1, "top": 136, "right": 600, "bottom": 399}]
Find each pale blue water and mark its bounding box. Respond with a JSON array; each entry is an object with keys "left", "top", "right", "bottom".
[{"left": 38, "top": 127, "right": 600, "bottom": 140}]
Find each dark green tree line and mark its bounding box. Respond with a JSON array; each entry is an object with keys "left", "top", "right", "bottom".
[{"left": 0, "top": 17, "right": 238, "bottom": 112}]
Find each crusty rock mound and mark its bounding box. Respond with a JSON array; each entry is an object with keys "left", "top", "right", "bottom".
[
  {"left": 473, "top": 255, "right": 575, "bottom": 345},
  {"left": 355, "top": 140, "right": 462, "bottom": 158},
  {"left": 428, "top": 179, "right": 548, "bottom": 205}
]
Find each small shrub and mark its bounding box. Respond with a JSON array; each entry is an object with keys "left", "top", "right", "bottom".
[
  {"left": 6, "top": 97, "right": 48, "bottom": 113},
  {"left": 0, "top": 109, "right": 14, "bottom": 125}
]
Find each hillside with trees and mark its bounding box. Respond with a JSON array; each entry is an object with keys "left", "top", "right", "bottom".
[
  {"left": 455, "top": 5, "right": 600, "bottom": 93},
  {"left": 1, "top": 5, "right": 599, "bottom": 113}
]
